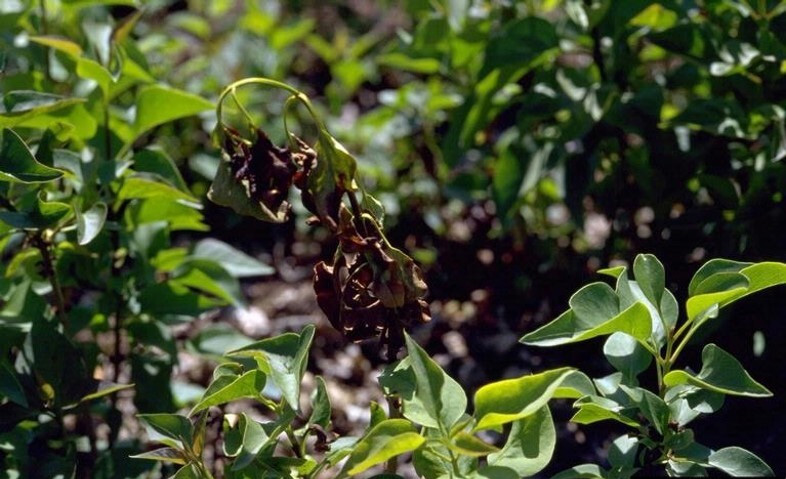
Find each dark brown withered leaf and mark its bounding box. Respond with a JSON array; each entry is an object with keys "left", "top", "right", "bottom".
[
  {"left": 208, "top": 127, "right": 296, "bottom": 223},
  {"left": 312, "top": 207, "right": 430, "bottom": 360}
]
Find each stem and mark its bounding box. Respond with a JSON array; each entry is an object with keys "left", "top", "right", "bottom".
[
  {"left": 285, "top": 427, "right": 303, "bottom": 458},
  {"left": 216, "top": 77, "right": 325, "bottom": 134},
  {"left": 385, "top": 394, "right": 402, "bottom": 474},
  {"left": 35, "top": 233, "right": 68, "bottom": 327},
  {"left": 39, "top": 0, "right": 50, "bottom": 81},
  {"left": 667, "top": 326, "right": 698, "bottom": 369}
]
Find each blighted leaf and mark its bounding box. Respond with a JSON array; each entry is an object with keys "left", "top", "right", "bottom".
[
  {"left": 0, "top": 129, "right": 65, "bottom": 183},
  {"left": 210, "top": 127, "right": 296, "bottom": 223},
  {"left": 663, "top": 344, "right": 771, "bottom": 397},
  {"left": 314, "top": 210, "right": 430, "bottom": 358}
]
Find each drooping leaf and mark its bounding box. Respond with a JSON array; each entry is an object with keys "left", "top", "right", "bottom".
[
  {"left": 473, "top": 367, "right": 574, "bottom": 430},
  {"left": 663, "top": 344, "right": 771, "bottom": 397}
]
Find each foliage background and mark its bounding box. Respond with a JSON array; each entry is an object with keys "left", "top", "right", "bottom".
[{"left": 1, "top": 0, "right": 786, "bottom": 477}]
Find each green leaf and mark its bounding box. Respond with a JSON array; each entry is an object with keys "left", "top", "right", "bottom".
[
  {"left": 553, "top": 370, "right": 596, "bottom": 399},
  {"left": 707, "top": 447, "right": 774, "bottom": 477},
  {"left": 520, "top": 298, "right": 651, "bottom": 348},
  {"left": 308, "top": 376, "right": 331, "bottom": 428},
  {"left": 222, "top": 413, "right": 272, "bottom": 470},
  {"left": 552, "top": 464, "right": 606, "bottom": 479},
  {"left": 739, "top": 262, "right": 786, "bottom": 295},
  {"left": 376, "top": 53, "right": 441, "bottom": 74},
  {"left": 139, "top": 414, "right": 193, "bottom": 445},
  {"left": 132, "top": 85, "right": 213, "bottom": 141},
  {"left": 173, "top": 260, "right": 244, "bottom": 306},
  {"left": 118, "top": 175, "right": 198, "bottom": 203},
  {"left": 663, "top": 344, "right": 771, "bottom": 397},
  {"left": 402, "top": 332, "right": 467, "bottom": 430},
  {"left": 169, "top": 463, "right": 201, "bottom": 479},
  {"left": 77, "top": 382, "right": 134, "bottom": 404},
  {"left": 487, "top": 406, "right": 555, "bottom": 477},
  {"left": 228, "top": 325, "right": 315, "bottom": 411},
  {"left": 0, "top": 361, "right": 27, "bottom": 407},
  {"left": 369, "top": 401, "right": 387, "bottom": 428},
  {"left": 192, "top": 239, "right": 273, "bottom": 278},
  {"left": 686, "top": 288, "right": 747, "bottom": 323},
  {"left": 138, "top": 281, "right": 223, "bottom": 316},
  {"left": 76, "top": 58, "right": 114, "bottom": 98},
  {"left": 28, "top": 35, "right": 83, "bottom": 56},
  {"left": 608, "top": 434, "right": 639, "bottom": 471},
  {"left": 603, "top": 332, "right": 652, "bottom": 379},
  {"left": 0, "top": 129, "right": 65, "bottom": 183},
  {"left": 633, "top": 254, "right": 665, "bottom": 307},
  {"left": 130, "top": 447, "right": 188, "bottom": 465},
  {"left": 492, "top": 147, "right": 526, "bottom": 224},
  {"left": 0, "top": 195, "right": 72, "bottom": 229},
  {"left": 132, "top": 148, "right": 190, "bottom": 192},
  {"left": 342, "top": 419, "right": 425, "bottom": 476},
  {"left": 189, "top": 370, "right": 266, "bottom": 415},
  {"left": 0, "top": 92, "right": 84, "bottom": 129},
  {"left": 570, "top": 395, "right": 640, "bottom": 428},
  {"left": 619, "top": 385, "right": 670, "bottom": 435},
  {"left": 76, "top": 202, "right": 107, "bottom": 245},
  {"left": 449, "top": 432, "right": 499, "bottom": 457},
  {"left": 473, "top": 367, "right": 574, "bottom": 430}
]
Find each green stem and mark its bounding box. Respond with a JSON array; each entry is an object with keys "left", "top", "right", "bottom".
[
  {"left": 39, "top": 0, "right": 50, "bottom": 81},
  {"left": 285, "top": 426, "right": 303, "bottom": 458},
  {"left": 385, "top": 394, "right": 402, "bottom": 473},
  {"left": 216, "top": 77, "right": 325, "bottom": 134}
]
